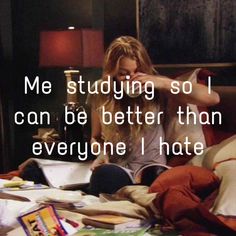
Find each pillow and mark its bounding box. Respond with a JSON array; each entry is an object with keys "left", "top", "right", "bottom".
[
  {"left": 211, "top": 160, "right": 236, "bottom": 221},
  {"left": 202, "top": 135, "right": 236, "bottom": 170},
  {"left": 188, "top": 135, "right": 236, "bottom": 169},
  {"left": 149, "top": 165, "right": 220, "bottom": 198},
  {"left": 188, "top": 69, "right": 216, "bottom": 147},
  {"left": 164, "top": 68, "right": 216, "bottom": 152},
  {"left": 187, "top": 147, "right": 212, "bottom": 167},
  {"left": 204, "top": 136, "right": 236, "bottom": 220},
  {"left": 188, "top": 135, "right": 236, "bottom": 221}
]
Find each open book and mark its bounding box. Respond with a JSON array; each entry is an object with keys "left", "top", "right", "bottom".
[
  {"left": 107, "top": 163, "right": 170, "bottom": 185},
  {"left": 19, "top": 158, "right": 92, "bottom": 189}
]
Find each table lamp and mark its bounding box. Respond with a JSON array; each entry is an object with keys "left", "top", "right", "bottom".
[
  {"left": 39, "top": 28, "right": 104, "bottom": 103},
  {"left": 39, "top": 28, "right": 104, "bottom": 146}
]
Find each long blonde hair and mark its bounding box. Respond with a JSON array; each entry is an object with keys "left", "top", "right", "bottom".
[
  {"left": 103, "top": 36, "right": 156, "bottom": 78},
  {"left": 101, "top": 36, "right": 160, "bottom": 144}
]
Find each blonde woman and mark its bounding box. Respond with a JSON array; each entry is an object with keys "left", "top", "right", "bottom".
[{"left": 87, "top": 36, "right": 219, "bottom": 195}]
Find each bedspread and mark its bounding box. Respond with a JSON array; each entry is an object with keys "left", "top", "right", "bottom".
[{"left": 150, "top": 165, "right": 236, "bottom": 236}]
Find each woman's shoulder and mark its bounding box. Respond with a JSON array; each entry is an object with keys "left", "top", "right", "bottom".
[{"left": 86, "top": 79, "right": 110, "bottom": 110}]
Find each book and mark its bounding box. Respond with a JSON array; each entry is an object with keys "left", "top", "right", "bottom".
[
  {"left": 18, "top": 205, "right": 67, "bottom": 236},
  {"left": 108, "top": 163, "right": 170, "bottom": 185},
  {"left": 82, "top": 214, "right": 147, "bottom": 231},
  {"left": 0, "top": 178, "right": 49, "bottom": 191},
  {"left": 19, "top": 158, "right": 92, "bottom": 189},
  {"left": 74, "top": 227, "right": 149, "bottom": 236}
]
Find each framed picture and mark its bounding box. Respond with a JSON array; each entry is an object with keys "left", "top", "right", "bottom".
[{"left": 137, "top": 0, "right": 236, "bottom": 66}]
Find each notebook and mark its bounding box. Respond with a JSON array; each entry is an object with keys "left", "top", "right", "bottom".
[{"left": 19, "top": 158, "right": 92, "bottom": 189}]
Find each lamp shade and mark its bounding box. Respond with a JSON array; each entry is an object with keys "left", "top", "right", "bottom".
[{"left": 39, "top": 29, "right": 104, "bottom": 68}]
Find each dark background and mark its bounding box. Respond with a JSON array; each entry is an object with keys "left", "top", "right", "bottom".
[
  {"left": 0, "top": 0, "right": 235, "bottom": 172},
  {"left": 139, "top": 0, "right": 236, "bottom": 64}
]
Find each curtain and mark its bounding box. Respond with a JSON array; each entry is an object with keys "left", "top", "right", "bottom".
[{"left": 0, "top": 92, "right": 5, "bottom": 172}]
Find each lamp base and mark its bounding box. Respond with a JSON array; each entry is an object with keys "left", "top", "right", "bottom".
[
  {"left": 60, "top": 102, "right": 85, "bottom": 143},
  {"left": 64, "top": 70, "right": 79, "bottom": 104}
]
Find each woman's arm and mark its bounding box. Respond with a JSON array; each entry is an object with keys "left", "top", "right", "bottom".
[
  {"left": 132, "top": 74, "right": 220, "bottom": 106},
  {"left": 91, "top": 109, "right": 102, "bottom": 146}
]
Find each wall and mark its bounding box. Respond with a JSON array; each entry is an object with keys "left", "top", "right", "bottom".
[
  {"left": 104, "top": 0, "right": 136, "bottom": 47},
  {"left": 0, "top": 0, "right": 14, "bottom": 172}
]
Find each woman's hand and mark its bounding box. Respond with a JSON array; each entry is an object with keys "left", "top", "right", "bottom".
[
  {"left": 130, "top": 73, "right": 161, "bottom": 89},
  {"left": 90, "top": 153, "right": 109, "bottom": 171},
  {"left": 90, "top": 137, "right": 110, "bottom": 171}
]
